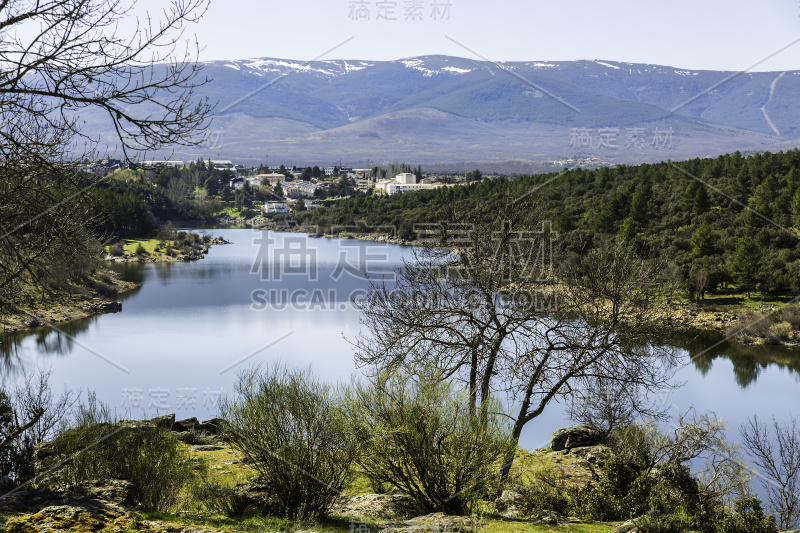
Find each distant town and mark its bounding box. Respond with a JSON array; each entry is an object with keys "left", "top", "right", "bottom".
[{"left": 81, "top": 158, "right": 493, "bottom": 216}]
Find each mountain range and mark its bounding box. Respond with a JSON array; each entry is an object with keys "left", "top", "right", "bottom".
[{"left": 124, "top": 55, "right": 800, "bottom": 171}]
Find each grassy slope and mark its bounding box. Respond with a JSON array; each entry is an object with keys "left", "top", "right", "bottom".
[{"left": 149, "top": 444, "right": 617, "bottom": 533}]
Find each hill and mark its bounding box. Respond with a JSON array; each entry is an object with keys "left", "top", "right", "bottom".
[{"left": 116, "top": 55, "right": 800, "bottom": 170}]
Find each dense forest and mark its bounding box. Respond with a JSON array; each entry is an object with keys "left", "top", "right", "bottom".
[{"left": 285, "top": 149, "right": 800, "bottom": 300}]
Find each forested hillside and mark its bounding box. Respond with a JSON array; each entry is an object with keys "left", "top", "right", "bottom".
[{"left": 289, "top": 149, "right": 800, "bottom": 299}]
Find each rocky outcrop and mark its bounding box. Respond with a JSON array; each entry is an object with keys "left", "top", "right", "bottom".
[
  {"left": 331, "top": 492, "right": 423, "bottom": 519},
  {"left": 614, "top": 520, "right": 639, "bottom": 533},
  {"left": 173, "top": 417, "right": 200, "bottom": 432},
  {"left": 149, "top": 413, "right": 175, "bottom": 430},
  {"left": 568, "top": 444, "right": 612, "bottom": 466},
  {"left": 492, "top": 490, "right": 525, "bottom": 518},
  {"left": 530, "top": 510, "right": 579, "bottom": 526},
  {"left": 82, "top": 479, "right": 136, "bottom": 506},
  {"left": 0, "top": 271, "right": 136, "bottom": 336},
  {"left": 197, "top": 418, "right": 225, "bottom": 435},
  {"left": 551, "top": 426, "right": 603, "bottom": 451},
  {"left": 1, "top": 482, "right": 225, "bottom": 533},
  {"left": 380, "top": 512, "right": 474, "bottom": 533}
]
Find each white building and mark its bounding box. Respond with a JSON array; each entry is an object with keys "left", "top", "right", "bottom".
[
  {"left": 264, "top": 202, "right": 290, "bottom": 215},
  {"left": 375, "top": 173, "right": 444, "bottom": 195},
  {"left": 142, "top": 160, "right": 185, "bottom": 169},
  {"left": 386, "top": 182, "right": 444, "bottom": 195},
  {"left": 256, "top": 173, "right": 285, "bottom": 185},
  {"left": 208, "top": 160, "right": 234, "bottom": 171}
]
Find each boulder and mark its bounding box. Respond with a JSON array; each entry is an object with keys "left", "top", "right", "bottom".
[
  {"left": 174, "top": 417, "right": 200, "bottom": 432},
  {"left": 331, "top": 492, "right": 423, "bottom": 519},
  {"left": 190, "top": 444, "right": 224, "bottom": 452},
  {"left": 551, "top": 426, "right": 602, "bottom": 451},
  {"left": 531, "top": 510, "right": 569, "bottom": 526},
  {"left": 586, "top": 445, "right": 612, "bottom": 465},
  {"left": 493, "top": 490, "right": 525, "bottom": 518},
  {"left": 614, "top": 521, "right": 638, "bottom": 533},
  {"left": 381, "top": 512, "right": 473, "bottom": 533},
  {"left": 198, "top": 418, "right": 226, "bottom": 434},
  {"left": 226, "top": 476, "right": 278, "bottom": 514},
  {"left": 149, "top": 413, "right": 175, "bottom": 430},
  {"left": 0, "top": 475, "right": 17, "bottom": 494},
  {"left": 92, "top": 301, "right": 122, "bottom": 313},
  {"left": 82, "top": 479, "right": 135, "bottom": 506}
]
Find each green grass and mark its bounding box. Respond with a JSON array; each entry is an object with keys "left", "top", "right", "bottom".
[
  {"left": 482, "top": 519, "right": 615, "bottom": 533},
  {"left": 121, "top": 238, "right": 160, "bottom": 255},
  {"left": 681, "top": 290, "right": 796, "bottom": 310},
  {"left": 139, "top": 511, "right": 617, "bottom": 533}
]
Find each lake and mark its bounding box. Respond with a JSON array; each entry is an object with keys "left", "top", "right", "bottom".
[{"left": 1, "top": 228, "right": 797, "bottom": 451}]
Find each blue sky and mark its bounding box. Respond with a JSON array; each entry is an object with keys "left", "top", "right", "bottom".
[{"left": 148, "top": 0, "right": 800, "bottom": 71}]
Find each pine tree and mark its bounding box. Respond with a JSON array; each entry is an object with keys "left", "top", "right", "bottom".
[
  {"left": 690, "top": 222, "right": 715, "bottom": 257},
  {"left": 730, "top": 236, "right": 760, "bottom": 298}
]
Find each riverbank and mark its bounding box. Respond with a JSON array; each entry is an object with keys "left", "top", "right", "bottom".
[
  {"left": 0, "top": 269, "right": 138, "bottom": 335},
  {"left": 2, "top": 235, "right": 232, "bottom": 335},
  {"left": 104, "top": 236, "right": 231, "bottom": 263}
]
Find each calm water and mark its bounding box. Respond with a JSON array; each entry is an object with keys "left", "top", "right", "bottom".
[{"left": 1, "top": 229, "right": 797, "bottom": 450}]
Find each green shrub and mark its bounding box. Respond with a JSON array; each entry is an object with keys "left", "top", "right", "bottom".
[
  {"left": 220, "top": 364, "right": 358, "bottom": 520},
  {"left": 780, "top": 305, "right": 800, "bottom": 330},
  {"left": 346, "top": 368, "right": 514, "bottom": 515},
  {"left": 560, "top": 418, "right": 745, "bottom": 531},
  {"left": 519, "top": 468, "right": 571, "bottom": 517},
  {"left": 719, "top": 496, "right": 778, "bottom": 533},
  {"left": 108, "top": 244, "right": 124, "bottom": 256},
  {"left": 727, "top": 310, "right": 771, "bottom": 338},
  {"left": 44, "top": 395, "right": 195, "bottom": 512},
  {"left": 135, "top": 243, "right": 146, "bottom": 255},
  {"left": 189, "top": 469, "right": 267, "bottom": 518},
  {"left": 764, "top": 322, "right": 792, "bottom": 344},
  {"left": 634, "top": 511, "right": 694, "bottom": 533}
]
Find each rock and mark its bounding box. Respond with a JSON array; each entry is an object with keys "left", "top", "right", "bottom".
[
  {"left": 551, "top": 426, "right": 603, "bottom": 451},
  {"left": 381, "top": 512, "right": 473, "bottom": 533},
  {"left": 493, "top": 490, "right": 524, "bottom": 518},
  {"left": 174, "top": 417, "right": 200, "bottom": 432},
  {"left": 82, "top": 479, "right": 135, "bottom": 506},
  {"left": 586, "top": 445, "right": 612, "bottom": 465},
  {"left": 149, "top": 413, "right": 175, "bottom": 430},
  {"left": 92, "top": 301, "right": 122, "bottom": 313},
  {"left": 26, "top": 319, "right": 40, "bottom": 328},
  {"left": 332, "top": 492, "right": 423, "bottom": 519},
  {"left": 227, "top": 476, "right": 277, "bottom": 513},
  {"left": 198, "top": 418, "right": 226, "bottom": 434},
  {"left": 531, "top": 510, "right": 569, "bottom": 525},
  {"left": 0, "top": 475, "right": 17, "bottom": 494},
  {"left": 614, "top": 520, "right": 638, "bottom": 533},
  {"left": 190, "top": 444, "right": 224, "bottom": 452}
]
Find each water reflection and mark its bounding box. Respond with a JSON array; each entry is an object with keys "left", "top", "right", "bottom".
[
  {"left": 2, "top": 231, "right": 799, "bottom": 396},
  {"left": 0, "top": 316, "right": 99, "bottom": 374},
  {"left": 666, "top": 330, "right": 800, "bottom": 388}
]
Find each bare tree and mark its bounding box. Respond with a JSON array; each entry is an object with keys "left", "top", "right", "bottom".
[
  {"left": 0, "top": 0, "right": 212, "bottom": 305},
  {"left": 567, "top": 375, "right": 670, "bottom": 437},
  {"left": 0, "top": 367, "right": 76, "bottom": 481},
  {"left": 741, "top": 415, "right": 800, "bottom": 529},
  {"left": 353, "top": 197, "right": 683, "bottom": 482}
]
